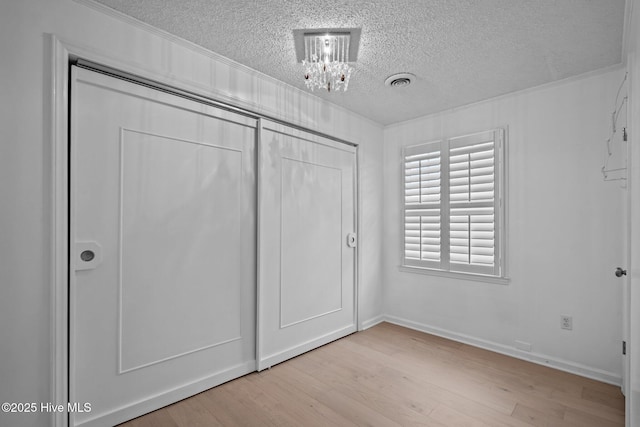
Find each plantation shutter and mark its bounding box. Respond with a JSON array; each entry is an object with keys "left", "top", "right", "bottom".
[
  {"left": 403, "top": 141, "right": 444, "bottom": 269},
  {"left": 448, "top": 131, "right": 501, "bottom": 275},
  {"left": 403, "top": 129, "right": 503, "bottom": 277}
]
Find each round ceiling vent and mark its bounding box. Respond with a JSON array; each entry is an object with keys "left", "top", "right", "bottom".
[{"left": 385, "top": 73, "right": 415, "bottom": 87}]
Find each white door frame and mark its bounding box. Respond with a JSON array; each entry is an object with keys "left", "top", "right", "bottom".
[
  {"left": 623, "top": 1, "right": 638, "bottom": 424},
  {"left": 50, "top": 35, "right": 361, "bottom": 427},
  {"left": 627, "top": 50, "right": 640, "bottom": 427}
]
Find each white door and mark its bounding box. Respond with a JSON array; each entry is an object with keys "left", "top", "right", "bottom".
[
  {"left": 70, "top": 66, "right": 257, "bottom": 427},
  {"left": 257, "top": 120, "right": 357, "bottom": 370}
]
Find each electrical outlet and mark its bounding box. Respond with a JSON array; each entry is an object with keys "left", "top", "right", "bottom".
[{"left": 561, "top": 315, "right": 573, "bottom": 330}]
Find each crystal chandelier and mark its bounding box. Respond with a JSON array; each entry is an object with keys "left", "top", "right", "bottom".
[{"left": 301, "top": 34, "right": 354, "bottom": 93}]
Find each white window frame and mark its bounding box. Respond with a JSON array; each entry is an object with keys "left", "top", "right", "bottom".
[{"left": 401, "top": 129, "right": 507, "bottom": 282}]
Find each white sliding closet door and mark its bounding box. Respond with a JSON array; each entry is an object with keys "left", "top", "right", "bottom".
[
  {"left": 70, "top": 66, "right": 257, "bottom": 427},
  {"left": 257, "top": 120, "right": 357, "bottom": 370}
]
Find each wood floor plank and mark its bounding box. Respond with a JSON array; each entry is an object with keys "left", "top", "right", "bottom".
[
  {"left": 581, "top": 385, "right": 625, "bottom": 411},
  {"left": 246, "top": 365, "right": 354, "bottom": 427},
  {"left": 511, "top": 402, "right": 564, "bottom": 427},
  {"left": 284, "top": 350, "right": 440, "bottom": 424},
  {"left": 324, "top": 334, "right": 538, "bottom": 427},
  {"left": 457, "top": 344, "right": 585, "bottom": 396},
  {"left": 334, "top": 333, "right": 520, "bottom": 415},
  {"left": 192, "top": 386, "right": 274, "bottom": 427},
  {"left": 562, "top": 406, "right": 624, "bottom": 427},
  {"left": 164, "top": 394, "right": 224, "bottom": 427},
  {"left": 118, "top": 323, "right": 624, "bottom": 427},
  {"left": 429, "top": 403, "right": 494, "bottom": 427},
  {"left": 213, "top": 376, "right": 295, "bottom": 427},
  {"left": 550, "top": 389, "right": 625, "bottom": 424},
  {"left": 121, "top": 406, "right": 180, "bottom": 427},
  {"left": 315, "top": 387, "right": 403, "bottom": 427}
]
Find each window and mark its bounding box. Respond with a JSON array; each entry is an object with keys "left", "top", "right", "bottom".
[{"left": 403, "top": 129, "right": 505, "bottom": 278}]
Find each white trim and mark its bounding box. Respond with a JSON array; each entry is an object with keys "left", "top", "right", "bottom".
[
  {"left": 500, "top": 126, "right": 510, "bottom": 280},
  {"left": 75, "top": 361, "right": 255, "bottom": 427},
  {"left": 255, "top": 118, "right": 265, "bottom": 376},
  {"left": 50, "top": 34, "right": 70, "bottom": 427},
  {"left": 354, "top": 146, "right": 362, "bottom": 331},
  {"left": 384, "top": 315, "right": 622, "bottom": 386},
  {"left": 360, "top": 315, "right": 385, "bottom": 331},
  {"left": 398, "top": 265, "right": 510, "bottom": 285},
  {"left": 256, "top": 325, "right": 356, "bottom": 371}
]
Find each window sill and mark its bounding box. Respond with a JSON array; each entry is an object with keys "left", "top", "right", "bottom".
[{"left": 398, "top": 265, "right": 510, "bottom": 285}]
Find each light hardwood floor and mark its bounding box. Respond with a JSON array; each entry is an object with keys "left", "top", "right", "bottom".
[{"left": 119, "top": 322, "right": 624, "bottom": 426}]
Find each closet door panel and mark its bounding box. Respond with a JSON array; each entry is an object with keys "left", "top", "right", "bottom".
[
  {"left": 70, "top": 66, "right": 257, "bottom": 427},
  {"left": 258, "top": 120, "right": 357, "bottom": 370}
]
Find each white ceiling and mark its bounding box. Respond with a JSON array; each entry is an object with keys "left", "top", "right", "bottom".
[{"left": 93, "top": 0, "right": 626, "bottom": 125}]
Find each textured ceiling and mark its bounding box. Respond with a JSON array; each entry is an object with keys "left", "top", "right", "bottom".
[{"left": 92, "top": 0, "right": 626, "bottom": 125}]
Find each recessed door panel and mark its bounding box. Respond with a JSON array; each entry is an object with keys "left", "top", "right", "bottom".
[
  {"left": 119, "top": 130, "right": 244, "bottom": 372},
  {"left": 281, "top": 157, "right": 343, "bottom": 327}
]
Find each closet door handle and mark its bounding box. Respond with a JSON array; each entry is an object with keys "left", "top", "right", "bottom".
[
  {"left": 75, "top": 242, "right": 103, "bottom": 271},
  {"left": 615, "top": 267, "right": 627, "bottom": 277}
]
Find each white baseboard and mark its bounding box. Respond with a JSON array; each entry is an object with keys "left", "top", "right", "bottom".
[
  {"left": 75, "top": 361, "right": 256, "bottom": 427},
  {"left": 257, "top": 324, "right": 356, "bottom": 371},
  {"left": 360, "top": 314, "right": 385, "bottom": 331},
  {"left": 384, "top": 315, "right": 621, "bottom": 386}
]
